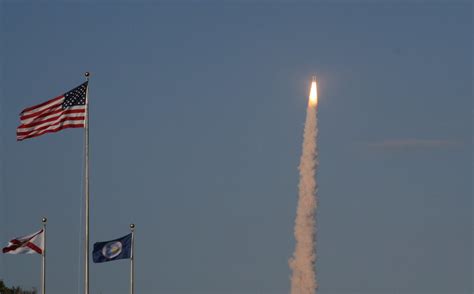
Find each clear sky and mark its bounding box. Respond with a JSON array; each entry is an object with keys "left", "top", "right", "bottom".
[{"left": 0, "top": 1, "right": 472, "bottom": 294}]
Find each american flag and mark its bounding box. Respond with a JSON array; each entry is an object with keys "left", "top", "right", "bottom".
[{"left": 16, "top": 82, "right": 88, "bottom": 141}]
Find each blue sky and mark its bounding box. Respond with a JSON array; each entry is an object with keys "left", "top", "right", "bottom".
[{"left": 0, "top": 1, "right": 472, "bottom": 294}]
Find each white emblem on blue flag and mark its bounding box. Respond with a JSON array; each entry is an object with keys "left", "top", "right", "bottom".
[
  {"left": 93, "top": 233, "right": 132, "bottom": 263},
  {"left": 102, "top": 241, "right": 122, "bottom": 259}
]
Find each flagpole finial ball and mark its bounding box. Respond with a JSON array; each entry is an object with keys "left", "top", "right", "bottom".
[
  {"left": 130, "top": 224, "right": 135, "bottom": 229},
  {"left": 84, "top": 72, "right": 90, "bottom": 78},
  {"left": 42, "top": 217, "right": 47, "bottom": 223}
]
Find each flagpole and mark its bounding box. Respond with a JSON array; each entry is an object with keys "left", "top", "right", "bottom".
[
  {"left": 130, "top": 223, "right": 135, "bottom": 294},
  {"left": 42, "top": 217, "right": 47, "bottom": 294},
  {"left": 84, "top": 72, "right": 90, "bottom": 294}
]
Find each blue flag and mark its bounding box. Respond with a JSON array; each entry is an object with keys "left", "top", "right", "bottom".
[{"left": 93, "top": 233, "right": 132, "bottom": 263}]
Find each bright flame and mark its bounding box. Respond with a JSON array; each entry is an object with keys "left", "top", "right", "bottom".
[{"left": 309, "top": 80, "right": 318, "bottom": 106}]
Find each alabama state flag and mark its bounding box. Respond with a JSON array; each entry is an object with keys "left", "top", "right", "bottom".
[{"left": 2, "top": 229, "right": 44, "bottom": 255}]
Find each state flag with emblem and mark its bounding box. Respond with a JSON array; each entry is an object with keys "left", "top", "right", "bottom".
[
  {"left": 2, "top": 229, "right": 44, "bottom": 255},
  {"left": 93, "top": 233, "right": 132, "bottom": 263}
]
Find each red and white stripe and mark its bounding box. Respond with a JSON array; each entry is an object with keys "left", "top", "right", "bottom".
[
  {"left": 17, "top": 94, "right": 86, "bottom": 141},
  {"left": 2, "top": 229, "right": 44, "bottom": 255}
]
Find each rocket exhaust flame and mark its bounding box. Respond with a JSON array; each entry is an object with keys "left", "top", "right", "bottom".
[
  {"left": 309, "top": 77, "right": 317, "bottom": 106},
  {"left": 289, "top": 78, "right": 319, "bottom": 294}
]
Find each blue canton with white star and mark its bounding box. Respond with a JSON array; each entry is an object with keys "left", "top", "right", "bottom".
[{"left": 62, "top": 82, "right": 88, "bottom": 109}]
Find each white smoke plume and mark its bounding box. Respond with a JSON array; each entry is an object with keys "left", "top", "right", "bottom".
[{"left": 289, "top": 87, "right": 318, "bottom": 294}]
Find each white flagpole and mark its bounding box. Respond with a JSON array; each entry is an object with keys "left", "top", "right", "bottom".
[
  {"left": 84, "top": 72, "right": 90, "bottom": 294},
  {"left": 130, "top": 224, "right": 135, "bottom": 294},
  {"left": 42, "top": 217, "right": 47, "bottom": 294}
]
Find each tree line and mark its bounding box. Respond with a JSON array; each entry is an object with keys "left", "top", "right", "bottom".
[{"left": 0, "top": 280, "right": 37, "bottom": 294}]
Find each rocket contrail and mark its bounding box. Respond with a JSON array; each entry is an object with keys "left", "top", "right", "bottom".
[{"left": 289, "top": 78, "right": 318, "bottom": 294}]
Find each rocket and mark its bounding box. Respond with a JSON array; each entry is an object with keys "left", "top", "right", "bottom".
[{"left": 309, "top": 76, "right": 318, "bottom": 106}]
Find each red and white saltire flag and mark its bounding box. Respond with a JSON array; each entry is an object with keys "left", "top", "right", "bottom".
[
  {"left": 16, "top": 82, "right": 88, "bottom": 141},
  {"left": 2, "top": 229, "right": 44, "bottom": 255}
]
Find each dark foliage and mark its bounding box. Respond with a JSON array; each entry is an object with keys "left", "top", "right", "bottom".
[{"left": 0, "top": 280, "right": 37, "bottom": 294}]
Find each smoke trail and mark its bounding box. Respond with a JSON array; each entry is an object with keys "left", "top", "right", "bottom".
[{"left": 289, "top": 85, "right": 318, "bottom": 294}]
